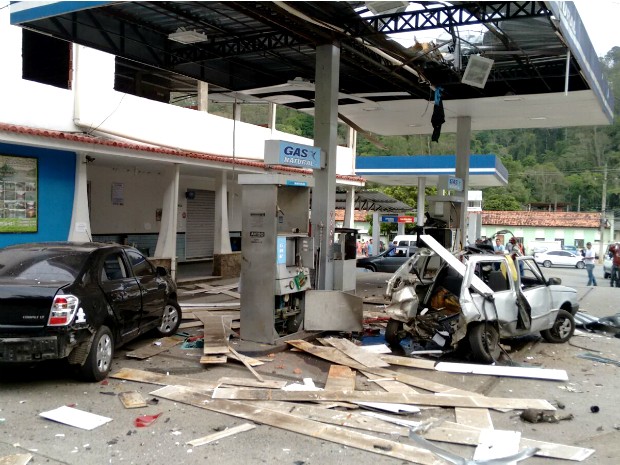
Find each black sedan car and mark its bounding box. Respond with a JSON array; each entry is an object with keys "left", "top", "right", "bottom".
[
  {"left": 356, "top": 246, "right": 417, "bottom": 273},
  {"left": 0, "top": 242, "right": 181, "bottom": 381}
]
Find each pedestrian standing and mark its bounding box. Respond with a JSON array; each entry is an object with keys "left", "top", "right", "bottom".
[
  {"left": 368, "top": 239, "right": 373, "bottom": 256},
  {"left": 584, "top": 242, "right": 597, "bottom": 286},
  {"left": 610, "top": 243, "right": 620, "bottom": 287}
]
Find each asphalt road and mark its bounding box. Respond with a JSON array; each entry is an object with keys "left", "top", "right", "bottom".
[{"left": 1, "top": 265, "right": 619, "bottom": 465}]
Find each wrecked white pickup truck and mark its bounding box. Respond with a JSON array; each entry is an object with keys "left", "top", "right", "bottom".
[{"left": 384, "top": 235, "right": 579, "bottom": 363}]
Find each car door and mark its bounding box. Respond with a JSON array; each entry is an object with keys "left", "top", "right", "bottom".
[
  {"left": 124, "top": 249, "right": 166, "bottom": 330},
  {"left": 98, "top": 251, "right": 142, "bottom": 341},
  {"left": 516, "top": 258, "right": 554, "bottom": 331}
]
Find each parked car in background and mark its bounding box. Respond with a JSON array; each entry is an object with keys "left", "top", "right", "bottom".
[
  {"left": 0, "top": 242, "right": 181, "bottom": 381},
  {"left": 535, "top": 250, "right": 585, "bottom": 269},
  {"left": 357, "top": 246, "right": 417, "bottom": 272}
]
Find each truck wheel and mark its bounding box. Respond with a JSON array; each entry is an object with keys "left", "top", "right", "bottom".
[
  {"left": 468, "top": 323, "right": 501, "bottom": 363},
  {"left": 79, "top": 325, "right": 114, "bottom": 382},
  {"left": 156, "top": 300, "right": 182, "bottom": 337},
  {"left": 541, "top": 309, "right": 575, "bottom": 343},
  {"left": 543, "top": 260, "right": 552, "bottom": 268},
  {"left": 385, "top": 319, "right": 404, "bottom": 345}
]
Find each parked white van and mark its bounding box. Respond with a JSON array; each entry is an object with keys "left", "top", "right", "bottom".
[{"left": 392, "top": 235, "right": 418, "bottom": 247}]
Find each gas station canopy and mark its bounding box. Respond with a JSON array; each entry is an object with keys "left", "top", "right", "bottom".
[{"left": 11, "top": 1, "right": 614, "bottom": 136}]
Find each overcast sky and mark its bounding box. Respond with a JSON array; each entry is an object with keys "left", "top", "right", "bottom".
[{"left": 574, "top": 1, "right": 620, "bottom": 57}]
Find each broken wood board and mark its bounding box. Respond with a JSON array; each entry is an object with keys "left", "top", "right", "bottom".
[
  {"left": 186, "top": 423, "right": 256, "bottom": 447},
  {"left": 0, "top": 454, "right": 32, "bottom": 465},
  {"left": 211, "top": 387, "right": 556, "bottom": 410},
  {"left": 227, "top": 349, "right": 264, "bottom": 367},
  {"left": 321, "top": 337, "right": 390, "bottom": 368},
  {"left": 435, "top": 361, "right": 569, "bottom": 381},
  {"left": 217, "top": 377, "right": 287, "bottom": 389},
  {"left": 200, "top": 355, "right": 228, "bottom": 364},
  {"left": 324, "top": 365, "right": 356, "bottom": 391},
  {"left": 287, "top": 340, "right": 477, "bottom": 397},
  {"left": 228, "top": 345, "right": 264, "bottom": 382},
  {"left": 251, "top": 400, "right": 410, "bottom": 436},
  {"left": 180, "top": 302, "right": 240, "bottom": 310},
  {"left": 151, "top": 385, "right": 445, "bottom": 465},
  {"left": 118, "top": 391, "right": 147, "bottom": 409},
  {"left": 379, "top": 354, "right": 437, "bottom": 370},
  {"left": 110, "top": 368, "right": 217, "bottom": 391},
  {"left": 454, "top": 407, "right": 493, "bottom": 429},
  {"left": 362, "top": 370, "right": 420, "bottom": 393},
  {"left": 355, "top": 402, "right": 420, "bottom": 414},
  {"left": 179, "top": 321, "right": 203, "bottom": 329},
  {"left": 423, "top": 421, "right": 595, "bottom": 462},
  {"left": 125, "top": 336, "right": 182, "bottom": 360},
  {"left": 195, "top": 314, "right": 229, "bottom": 355}
]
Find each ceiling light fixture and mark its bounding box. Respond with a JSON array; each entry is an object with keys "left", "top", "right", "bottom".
[
  {"left": 168, "top": 28, "right": 208, "bottom": 44},
  {"left": 365, "top": 1, "right": 409, "bottom": 15}
]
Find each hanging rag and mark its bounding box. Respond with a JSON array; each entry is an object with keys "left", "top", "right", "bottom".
[{"left": 431, "top": 87, "right": 444, "bottom": 142}]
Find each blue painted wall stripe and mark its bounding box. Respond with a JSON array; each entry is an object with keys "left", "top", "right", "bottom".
[{"left": 10, "top": 1, "right": 112, "bottom": 25}]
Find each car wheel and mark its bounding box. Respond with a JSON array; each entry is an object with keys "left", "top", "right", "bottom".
[
  {"left": 468, "top": 323, "right": 501, "bottom": 363},
  {"left": 385, "top": 319, "right": 404, "bottom": 345},
  {"left": 156, "top": 300, "right": 182, "bottom": 337},
  {"left": 79, "top": 325, "right": 114, "bottom": 382},
  {"left": 364, "top": 265, "right": 377, "bottom": 272},
  {"left": 543, "top": 260, "right": 552, "bottom": 268},
  {"left": 576, "top": 261, "right": 585, "bottom": 269},
  {"left": 541, "top": 309, "right": 575, "bottom": 343}
]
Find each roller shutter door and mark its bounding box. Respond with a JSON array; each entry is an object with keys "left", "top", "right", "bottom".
[{"left": 185, "top": 189, "right": 215, "bottom": 259}]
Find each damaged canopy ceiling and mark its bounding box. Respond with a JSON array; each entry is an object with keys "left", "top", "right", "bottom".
[{"left": 12, "top": 1, "right": 614, "bottom": 135}]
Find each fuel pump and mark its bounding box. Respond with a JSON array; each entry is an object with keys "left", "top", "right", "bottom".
[{"left": 238, "top": 173, "right": 314, "bottom": 344}]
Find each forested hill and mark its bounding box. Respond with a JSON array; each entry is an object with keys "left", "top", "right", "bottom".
[{"left": 353, "top": 46, "right": 620, "bottom": 215}]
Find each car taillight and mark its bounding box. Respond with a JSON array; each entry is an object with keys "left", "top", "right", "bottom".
[{"left": 48, "top": 294, "right": 80, "bottom": 326}]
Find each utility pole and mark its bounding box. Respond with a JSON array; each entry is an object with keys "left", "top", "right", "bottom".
[{"left": 599, "top": 163, "right": 608, "bottom": 262}]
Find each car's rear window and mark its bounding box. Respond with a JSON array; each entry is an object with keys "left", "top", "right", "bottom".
[{"left": 0, "top": 249, "right": 88, "bottom": 282}]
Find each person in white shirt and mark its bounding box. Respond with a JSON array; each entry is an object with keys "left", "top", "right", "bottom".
[{"left": 583, "top": 242, "right": 597, "bottom": 286}]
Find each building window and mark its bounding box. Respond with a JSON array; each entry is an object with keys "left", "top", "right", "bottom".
[{"left": 22, "top": 30, "right": 71, "bottom": 89}]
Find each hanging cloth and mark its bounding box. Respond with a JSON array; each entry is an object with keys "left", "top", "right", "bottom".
[{"left": 431, "top": 87, "right": 444, "bottom": 142}]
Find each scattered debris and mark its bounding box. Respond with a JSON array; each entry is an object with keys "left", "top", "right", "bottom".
[
  {"left": 590, "top": 405, "right": 600, "bottom": 413},
  {"left": 577, "top": 352, "right": 620, "bottom": 367},
  {"left": 186, "top": 423, "right": 256, "bottom": 447},
  {"left": 134, "top": 413, "right": 162, "bottom": 428},
  {"left": 125, "top": 336, "right": 183, "bottom": 360},
  {"left": 520, "top": 409, "right": 574, "bottom": 423},
  {"left": 434, "top": 361, "right": 568, "bottom": 381},
  {"left": 39, "top": 406, "right": 112, "bottom": 430},
  {"left": 0, "top": 453, "right": 33, "bottom": 465},
  {"left": 118, "top": 391, "right": 147, "bottom": 409}
]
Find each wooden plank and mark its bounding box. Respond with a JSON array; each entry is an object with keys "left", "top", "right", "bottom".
[
  {"left": 212, "top": 387, "right": 556, "bottom": 410},
  {"left": 228, "top": 346, "right": 264, "bottom": 382},
  {"left": 0, "top": 454, "right": 33, "bottom": 465},
  {"left": 322, "top": 337, "right": 390, "bottom": 368},
  {"left": 110, "top": 368, "right": 217, "bottom": 391},
  {"left": 186, "top": 423, "right": 256, "bottom": 447},
  {"left": 227, "top": 350, "right": 264, "bottom": 367},
  {"left": 423, "top": 422, "right": 595, "bottom": 462},
  {"left": 151, "top": 385, "right": 445, "bottom": 465},
  {"left": 287, "top": 340, "right": 477, "bottom": 396},
  {"left": 125, "top": 336, "right": 182, "bottom": 360},
  {"left": 362, "top": 371, "right": 419, "bottom": 393},
  {"left": 379, "top": 354, "right": 437, "bottom": 371},
  {"left": 180, "top": 302, "right": 240, "bottom": 310},
  {"left": 324, "top": 365, "right": 356, "bottom": 391},
  {"left": 220, "top": 289, "right": 241, "bottom": 299},
  {"left": 195, "top": 314, "right": 229, "bottom": 355},
  {"left": 179, "top": 321, "right": 203, "bottom": 329},
  {"left": 200, "top": 355, "right": 228, "bottom": 364},
  {"left": 435, "top": 361, "right": 569, "bottom": 381},
  {"left": 217, "top": 377, "right": 287, "bottom": 389},
  {"left": 118, "top": 391, "right": 147, "bottom": 409},
  {"left": 455, "top": 407, "right": 493, "bottom": 430},
  {"left": 252, "top": 401, "right": 409, "bottom": 436},
  {"left": 196, "top": 283, "right": 239, "bottom": 293}
]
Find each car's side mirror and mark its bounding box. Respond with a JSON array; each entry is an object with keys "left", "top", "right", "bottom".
[
  {"left": 547, "top": 277, "right": 561, "bottom": 285},
  {"left": 156, "top": 266, "right": 168, "bottom": 277}
]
